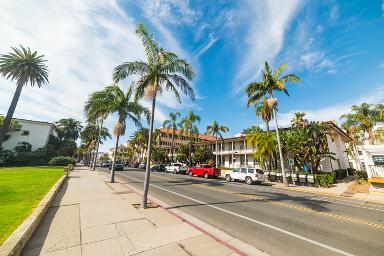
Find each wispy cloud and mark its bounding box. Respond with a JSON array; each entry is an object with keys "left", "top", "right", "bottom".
[
  {"left": 233, "top": 0, "right": 303, "bottom": 93},
  {"left": 194, "top": 34, "right": 218, "bottom": 57}
]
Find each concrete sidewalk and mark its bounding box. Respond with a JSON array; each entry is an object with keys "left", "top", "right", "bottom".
[{"left": 22, "top": 167, "right": 239, "bottom": 256}]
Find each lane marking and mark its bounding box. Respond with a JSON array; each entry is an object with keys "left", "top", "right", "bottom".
[
  {"left": 151, "top": 172, "right": 384, "bottom": 211},
  {"left": 118, "top": 172, "right": 355, "bottom": 256}
]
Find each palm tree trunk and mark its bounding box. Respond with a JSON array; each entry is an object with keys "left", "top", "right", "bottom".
[
  {"left": 368, "top": 128, "right": 376, "bottom": 145},
  {"left": 215, "top": 136, "right": 218, "bottom": 168},
  {"left": 110, "top": 133, "right": 120, "bottom": 183},
  {"left": 171, "top": 128, "right": 175, "bottom": 162},
  {"left": 265, "top": 120, "right": 270, "bottom": 132},
  {"left": 141, "top": 95, "right": 156, "bottom": 208},
  {"left": 0, "top": 83, "right": 23, "bottom": 149},
  {"left": 92, "top": 120, "right": 103, "bottom": 171}
]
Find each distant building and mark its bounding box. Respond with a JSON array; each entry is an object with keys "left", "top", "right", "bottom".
[
  {"left": 157, "top": 127, "right": 216, "bottom": 156},
  {"left": 2, "top": 117, "right": 58, "bottom": 151}
]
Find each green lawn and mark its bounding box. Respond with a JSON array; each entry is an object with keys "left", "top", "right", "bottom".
[{"left": 0, "top": 166, "right": 63, "bottom": 245}]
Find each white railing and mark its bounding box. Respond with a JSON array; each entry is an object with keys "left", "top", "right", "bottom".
[{"left": 369, "top": 165, "right": 384, "bottom": 178}]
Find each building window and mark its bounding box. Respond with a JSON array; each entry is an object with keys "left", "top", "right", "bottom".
[
  {"left": 358, "top": 150, "right": 362, "bottom": 156},
  {"left": 240, "top": 142, "right": 244, "bottom": 150},
  {"left": 21, "top": 130, "right": 30, "bottom": 136}
]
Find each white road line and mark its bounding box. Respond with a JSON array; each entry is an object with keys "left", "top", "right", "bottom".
[
  {"left": 118, "top": 172, "right": 355, "bottom": 256},
  {"left": 152, "top": 171, "right": 384, "bottom": 211}
]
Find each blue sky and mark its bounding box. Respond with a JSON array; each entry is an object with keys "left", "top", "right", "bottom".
[{"left": 0, "top": 0, "right": 384, "bottom": 152}]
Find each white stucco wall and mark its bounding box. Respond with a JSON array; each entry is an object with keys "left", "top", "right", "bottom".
[{"left": 2, "top": 120, "right": 55, "bottom": 151}]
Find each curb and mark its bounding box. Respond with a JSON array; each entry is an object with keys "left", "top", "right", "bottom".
[
  {"left": 108, "top": 172, "right": 268, "bottom": 256},
  {"left": 0, "top": 174, "right": 67, "bottom": 256}
]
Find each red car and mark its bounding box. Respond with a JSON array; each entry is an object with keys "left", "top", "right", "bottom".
[{"left": 188, "top": 164, "right": 221, "bottom": 179}]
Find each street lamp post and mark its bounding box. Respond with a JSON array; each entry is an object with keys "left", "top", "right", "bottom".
[{"left": 268, "top": 98, "right": 288, "bottom": 186}]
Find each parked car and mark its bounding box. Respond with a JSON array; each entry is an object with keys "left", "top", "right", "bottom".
[
  {"left": 139, "top": 162, "right": 146, "bottom": 169},
  {"left": 178, "top": 164, "right": 189, "bottom": 174},
  {"left": 165, "top": 163, "right": 182, "bottom": 173},
  {"left": 100, "top": 161, "right": 110, "bottom": 168},
  {"left": 224, "top": 167, "right": 266, "bottom": 185},
  {"left": 109, "top": 163, "right": 124, "bottom": 171},
  {"left": 151, "top": 164, "right": 166, "bottom": 172},
  {"left": 188, "top": 164, "right": 220, "bottom": 178}
]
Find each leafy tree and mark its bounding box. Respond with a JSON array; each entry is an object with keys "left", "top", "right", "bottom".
[
  {"left": 242, "top": 125, "right": 263, "bottom": 134},
  {"left": 246, "top": 130, "right": 277, "bottom": 171},
  {"left": 192, "top": 147, "right": 213, "bottom": 165},
  {"left": 87, "top": 83, "right": 148, "bottom": 182},
  {"left": 176, "top": 144, "right": 194, "bottom": 165},
  {"left": 179, "top": 111, "right": 200, "bottom": 167},
  {"left": 291, "top": 112, "right": 308, "bottom": 129},
  {"left": 113, "top": 23, "right": 195, "bottom": 208},
  {"left": 0, "top": 46, "right": 49, "bottom": 149},
  {"left": 55, "top": 118, "right": 83, "bottom": 142},
  {"left": 0, "top": 115, "right": 22, "bottom": 142},
  {"left": 206, "top": 120, "right": 229, "bottom": 167},
  {"left": 163, "top": 112, "right": 180, "bottom": 162},
  {"left": 151, "top": 146, "right": 168, "bottom": 163}
]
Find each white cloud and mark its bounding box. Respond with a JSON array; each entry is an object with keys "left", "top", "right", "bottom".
[
  {"left": 194, "top": 34, "right": 218, "bottom": 57},
  {"left": 234, "top": 0, "right": 303, "bottom": 93},
  {"left": 329, "top": 5, "right": 339, "bottom": 22},
  {"left": 270, "top": 86, "right": 384, "bottom": 129}
]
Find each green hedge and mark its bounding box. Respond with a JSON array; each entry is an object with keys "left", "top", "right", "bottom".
[
  {"left": 316, "top": 172, "right": 336, "bottom": 187},
  {"left": 48, "top": 156, "right": 76, "bottom": 166},
  {"left": 335, "top": 169, "right": 348, "bottom": 180}
]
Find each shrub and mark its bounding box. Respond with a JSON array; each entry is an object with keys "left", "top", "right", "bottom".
[
  {"left": 353, "top": 170, "right": 368, "bottom": 181},
  {"left": 316, "top": 172, "right": 336, "bottom": 187},
  {"left": 49, "top": 156, "right": 76, "bottom": 166},
  {"left": 347, "top": 168, "right": 355, "bottom": 176},
  {"left": 335, "top": 169, "right": 348, "bottom": 180}
]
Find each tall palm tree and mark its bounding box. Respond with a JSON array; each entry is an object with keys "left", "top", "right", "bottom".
[
  {"left": 206, "top": 120, "right": 229, "bottom": 167},
  {"left": 180, "top": 111, "right": 201, "bottom": 167},
  {"left": 341, "top": 103, "right": 377, "bottom": 144},
  {"left": 81, "top": 123, "right": 111, "bottom": 166},
  {"left": 255, "top": 98, "right": 272, "bottom": 131},
  {"left": 0, "top": 45, "right": 49, "bottom": 148},
  {"left": 88, "top": 83, "right": 149, "bottom": 182},
  {"left": 163, "top": 112, "right": 180, "bottom": 162},
  {"left": 85, "top": 89, "right": 112, "bottom": 170},
  {"left": 113, "top": 23, "right": 195, "bottom": 208},
  {"left": 245, "top": 61, "right": 300, "bottom": 185}
]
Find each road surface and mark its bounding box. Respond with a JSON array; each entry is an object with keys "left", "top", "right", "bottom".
[{"left": 98, "top": 168, "right": 384, "bottom": 256}]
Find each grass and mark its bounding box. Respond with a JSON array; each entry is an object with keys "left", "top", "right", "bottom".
[{"left": 0, "top": 166, "right": 63, "bottom": 245}]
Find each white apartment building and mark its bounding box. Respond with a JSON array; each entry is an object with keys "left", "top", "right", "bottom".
[
  {"left": 197, "top": 122, "right": 352, "bottom": 171},
  {"left": 2, "top": 118, "right": 57, "bottom": 151}
]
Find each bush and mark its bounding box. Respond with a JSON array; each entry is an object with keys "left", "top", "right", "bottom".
[
  {"left": 49, "top": 156, "right": 76, "bottom": 166},
  {"left": 347, "top": 168, "right": 355, "bottom": 176},
  {"left": 353, "top": 170, "right": 368, "bottom": 181},
  {"left": 316, "top": 172, "right": 336, "bottom": 187},
  {"left": 335, "top": 169, "right": 348, "bottom": 180}
]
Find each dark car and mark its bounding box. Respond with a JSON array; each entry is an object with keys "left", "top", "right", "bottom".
[
  {"left": 109, "top": 163, "right": 124, "bottom": 171},
  {"left": 151, "top": 164, "right": 166, "bottom": 172}
]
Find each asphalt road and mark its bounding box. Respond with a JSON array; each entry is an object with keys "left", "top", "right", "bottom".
[{"left": 98, "top": 168, "right": 384, "bottom": 256}]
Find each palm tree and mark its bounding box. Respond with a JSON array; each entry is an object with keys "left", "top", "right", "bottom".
[
  {"left": 291, "top": 112, "right": 308, "bottom": 129},
  {"left": 0, "top": 45, "right": 49, "bottom": 148},
  {"left": 113, "top": 23, "right": 195, "bottom": 208},
  {"left": 85, "top": 89, "right": 113, "bottom": 170},
  {"left": 180, "top": 111, "right": 201, "bottom": 167},
  {"left": 247, "top": 130, "right": 277, "bottom": 171},
  {"left": 206, "top": 120, "right": 229, "bottom": 167},
  {"left": 163, "top": 112, "right": 180, "bottom": 162},
  {"left": 88, "top": 83, "right": 149, "bottom": 182},
  {"left": 255, "top": 98, "right": 272, "bottom": 131},
  {"left": 245, "top": 62, "right": 300, "bottom": 185},
  {"left": 341, "top": 103, "right": 377, "bottom": 144},
  {"left": 81, "top": 123, "right": 111, "bottom": 166},
  {"left": 55, "top": 118, "right": 83, "bottom": 142}
]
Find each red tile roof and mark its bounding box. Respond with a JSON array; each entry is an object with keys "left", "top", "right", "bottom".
[{"left": 159, "top": 127, "right": 217, "bottom": 141}]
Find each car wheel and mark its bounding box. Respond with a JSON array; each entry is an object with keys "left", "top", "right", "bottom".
[
  {"left": 245, "top": 177, "right": 253, "bottom": 185},
  {"left": 225, "top": 174, "right": 231, "bottom": 182},
  {"left": 204, "top": 172, "right": 209, "bottom": 179},
  {"left": 255, "top": 181, "right": 262, "bottom": 185},
  {"left": 189, "top": 171, "right": 193, "bottom": 176}
]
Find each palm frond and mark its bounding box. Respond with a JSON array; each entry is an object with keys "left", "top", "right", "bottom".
[{"left": 112, "top": 61, "right": 149, "bottom": 83}]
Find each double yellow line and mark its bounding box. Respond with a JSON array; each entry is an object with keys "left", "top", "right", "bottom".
[{"left": 152, "top": 173, "right": 384, "bottom": 229}]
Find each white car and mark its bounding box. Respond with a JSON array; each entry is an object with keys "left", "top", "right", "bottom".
[
  {"left": 165, "top": 163, "right": 182, "bottom": 173},
  {"left": 224, "top": 167, "right": 266, "bottom": 185}
]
